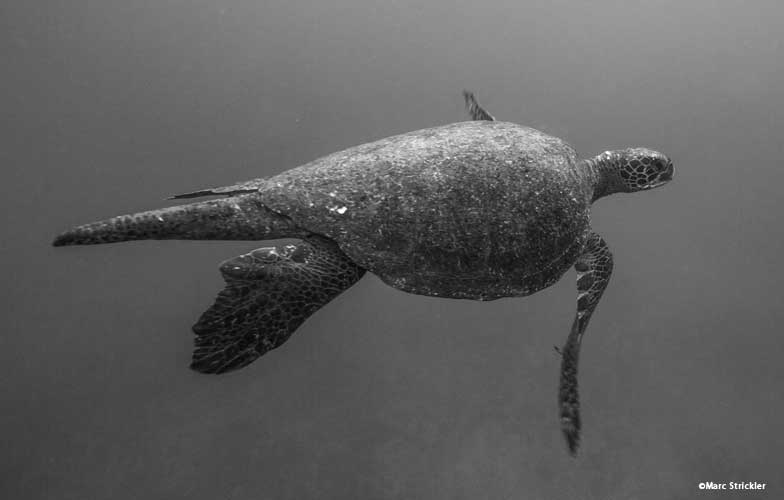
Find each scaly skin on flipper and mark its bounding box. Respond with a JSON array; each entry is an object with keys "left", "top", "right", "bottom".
[
  {"left": 192, "top": 235, "right": 365, "bottom": 374},
  {"left": 558, "top": 231, "right": 614, "bottom": 455},
  {"left": 52, "top": 194, "right": 303, "bottom": 246},
  {"left": 463, "top": 90, "right": 495, "bottom": 121}
]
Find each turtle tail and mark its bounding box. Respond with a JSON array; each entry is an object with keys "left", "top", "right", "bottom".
[{"left": 52, "top": 193, "right": 301, "bottom": 246}]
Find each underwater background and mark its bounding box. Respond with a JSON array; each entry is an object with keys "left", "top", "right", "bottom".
[{"left": 2, "top": 1, "right": 783, "bottom": 498}]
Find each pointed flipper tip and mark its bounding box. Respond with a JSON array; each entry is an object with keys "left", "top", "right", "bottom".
[
  {"left": 562, "top": 419, "right": 581, "bottom": 456},
  {"left": 52, "top": 232, "right": 75, "bottom": 247},
  {"left": 189, "top": 345, "right": 261, "bottom": 375},
  {"left": 461, "top": 90, "right": 495, "bottom": 121}
]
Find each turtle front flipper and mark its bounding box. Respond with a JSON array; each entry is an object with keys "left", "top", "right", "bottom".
[
  {"left": 462, "top": 90, "right": 495, "bottom": 121},
  {"left": 558, "top": 231, "right": 614, "bottom": 455},
  {"left": 191, "top": 235, "right": 365, "bottom": 374}
]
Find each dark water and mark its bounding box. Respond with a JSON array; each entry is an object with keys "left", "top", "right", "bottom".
[{"left": 3, "top": 1, "right": 783, "bottom": 498}]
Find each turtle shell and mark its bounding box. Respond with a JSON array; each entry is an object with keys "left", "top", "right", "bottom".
[{"left": 260, "top": 121, "right": 592, "bottom": 299}]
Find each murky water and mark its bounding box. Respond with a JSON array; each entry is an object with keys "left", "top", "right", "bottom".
[{"left": 3, "top": 1, "right": 783, "bottom": 498}]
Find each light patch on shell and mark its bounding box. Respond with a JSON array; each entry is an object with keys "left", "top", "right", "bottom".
[{"left": 328, "top": 205, "right": 348, "bottom": 214}]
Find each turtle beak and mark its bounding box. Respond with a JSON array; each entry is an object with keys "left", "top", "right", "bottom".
[
  {"left": 659, "top": 161, "right": 674, "bottom": 183},
  {"left": 646, "top": 162, "right": 673, "bottom": 190}
]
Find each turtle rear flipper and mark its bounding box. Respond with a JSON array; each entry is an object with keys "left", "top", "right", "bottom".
[
  {"left": 52, "top": 194, "right": 300, "bottom": 246},
  {"left": 462, "top": 90, "right": 495, "bottom": 121},
  {"left": 191, "top": 236, "right": 365, "bottom": 374}
]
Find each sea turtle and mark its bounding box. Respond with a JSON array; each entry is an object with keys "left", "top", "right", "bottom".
[{"left": 53, "top": 91, "right": 674, "bottom": 454}]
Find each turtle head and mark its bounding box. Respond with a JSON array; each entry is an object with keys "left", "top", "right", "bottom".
[{"left": 588, "top": 148, "right": 674, "bottom": 201}]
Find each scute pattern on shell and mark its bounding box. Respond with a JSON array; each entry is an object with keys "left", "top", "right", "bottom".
[{"left": 260, "top": 121, "right": 593, "bottom": 299}]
